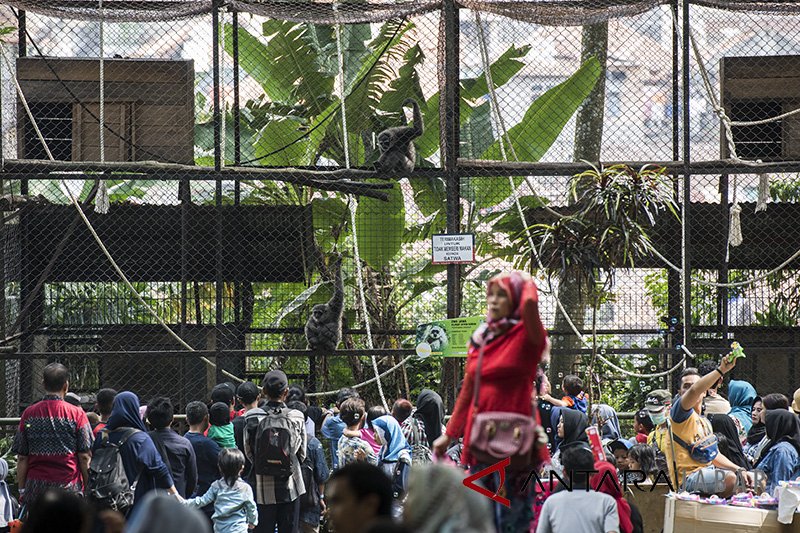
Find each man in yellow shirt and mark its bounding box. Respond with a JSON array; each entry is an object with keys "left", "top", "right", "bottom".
[{"left": 654, "top": 356, "right": 754, "bottom": 495}]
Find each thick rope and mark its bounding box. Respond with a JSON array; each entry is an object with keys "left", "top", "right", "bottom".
[
  {"left": 347, "top": 197, "right": 389, "bottom": 411},
  {"left": 483, "top": 7, "right": 800, "bottom": 293},
  {"left": 332, "top": 9, "right": 389, "bottom": 410},
  {"left": 307, "top": 354, "right": 415, "bottom": 398},
  {"left": 474, "top": 10, "right": 565, "bottom": 221},
  {"left": 650, "top": 7, "right": 800, "bottom": 287},
  {"left": 669, "top": 5, "right": 797, "bottom": 263},
  {"left": 647, "top": 241, "right": 800, "bottom": 288},
  {"left": 95, "top": 0, "right": 109, "bottom": 214},
  {"left": 333, "top": 3, "right": 351, "bottom": 169},
  {"left": 475, "top": 11, "right": 512, "bottom": 163},
  {"left": 672, "top": 7, "right": 800, "bottom": 147},
  {"left": 472, "top": 11, "right": 688, "bottom": 379}
]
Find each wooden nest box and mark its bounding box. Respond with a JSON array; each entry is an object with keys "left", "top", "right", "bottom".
[
  {"left": 721, "top": 55, "right": 800, "bottom": 161},
  {"left": 16, "top": 57, "right": 194, "bottom": 164}
]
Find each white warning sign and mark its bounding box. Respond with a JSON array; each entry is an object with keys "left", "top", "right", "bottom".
[{"left": 431, "top": 234, "right": 475, "bottom": 265}]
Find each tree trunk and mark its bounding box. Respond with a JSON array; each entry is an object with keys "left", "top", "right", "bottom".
[
  {"left": 573, "top": 22, "right": 608, "bottom": 164},
  {"left": 551, "top": 22, "right": 608, "bottom": 384},
  {"left": 551, "top": 275, "right": 587, "bottom": 382}
]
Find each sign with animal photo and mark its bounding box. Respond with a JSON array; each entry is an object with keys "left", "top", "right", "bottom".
[{"left": 415, "top": 317, "right": 483, "bottom": 358}]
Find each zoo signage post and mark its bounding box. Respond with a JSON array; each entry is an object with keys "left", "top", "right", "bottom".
[
  {"left": 415, "top": 317, "right": 483, "bottom": 358},
  {"left": 431, "top": 233, "right": 475, "bottom": 265}
]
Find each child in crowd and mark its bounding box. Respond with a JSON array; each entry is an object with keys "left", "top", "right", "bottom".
[
  {"left": 541, "top": 374, "right": 588, "bottom": 414},
  {"left": 607, "top": 439, "right": 631, "bottom": 469},
  {"left": 288, "top": 400, "right": 329, "bottom": 533},
  {"left": 627, "top": 444, "right": 657, "bottom": 484},
  {"left": 87, "top": 411, "right": 101, "bottom": 432},
  {"left": 361, "top": 406, "right": 387, "bottom": 456},
  {"left": 211, "top": 383, "right": 237, "bottom": 421},
  {"left": 632, "top": 409, "right": 654, "bottom": 444},
  {"left": 183, "top": 448, "right": 257, "bottom": 532},
  {"left": 338, "top": 398, "right": 378, "bottom": 467},
  {"left": 560, "top": 375, "right": 588, "bottom": 413},
  {"left": 321, "top": 388, "right": 359, "bottom": 470},
  {"left": 208, "top": 402, "right": 237, "bottom": 449}
]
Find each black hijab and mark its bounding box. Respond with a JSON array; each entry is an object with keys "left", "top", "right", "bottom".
[
  {"left": 558, "top": 408, "right": 589, "bottom": 450},
  {"left": 747, "top": 422, "right": 766, "bottom": 446},
  {"left": 710, "top": 414, "right": 749, "bottom": 469},
  {"left": 106, "top": 391, "right": 147, "bottom": 432},
  {"left": 414, "top": 389, "right": 444, "bottom": 448},
  {"left": 747, "top": 396, "right": 767, "bottom": 446},
  {"left": 757, "top": 409, "right": 800, "bottom": 467}
]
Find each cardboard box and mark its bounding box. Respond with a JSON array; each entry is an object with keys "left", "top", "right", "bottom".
[
  {"left": 664, "top": 498, "right": 800, "bottom": 532},
  {"left": 626, "top": 484, "right": 670, "bottom": 533}
]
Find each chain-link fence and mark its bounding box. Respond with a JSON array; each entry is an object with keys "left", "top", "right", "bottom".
[{"left": 1, "top": 0, "right": 800, "bottom": 420}]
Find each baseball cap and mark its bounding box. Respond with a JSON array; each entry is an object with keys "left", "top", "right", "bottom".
[
  {"left": 263, "top": 370, "right": 289, "bottom": 397},
  {"left": 211, "top": 383, "right": 234, "bottom": 406},
  {"left": 237, "top": 381, "right": 260, "bottom": 404},
  {"left": 65, "top": 392, "right": 82, "bottom": 407},
  {"left": 607, "top": 439, "right": 633, "bottom": 453},
  {"left": 644, "top": 389, "right": 672, "bottom": 412}
]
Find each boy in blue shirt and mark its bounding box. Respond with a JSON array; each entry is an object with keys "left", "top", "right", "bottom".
[{"left": 542, "top": 375, "right": 588, "bottom": 414}]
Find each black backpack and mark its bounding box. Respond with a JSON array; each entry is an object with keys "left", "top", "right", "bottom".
[
  {"left": 253, "top": 406, "right": 294, "bottom": 478},
  {"left": 89, "top": 428, "right": 141, "bottom": 515},
  {"left": 299, "top": 451, "right": 320, "bottom": 511}
]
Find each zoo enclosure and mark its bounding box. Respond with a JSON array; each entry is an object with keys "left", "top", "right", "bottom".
[{"left": 1, "top": 0, "right": 800, "bottom": 417}]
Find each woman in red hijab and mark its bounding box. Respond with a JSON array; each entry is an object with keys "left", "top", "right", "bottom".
[
  {"left": 591, "top": 461, "right": 641, "bottom": 533},
  {"left": 433, "top": 271, "right": 549, "bottom": 532}
]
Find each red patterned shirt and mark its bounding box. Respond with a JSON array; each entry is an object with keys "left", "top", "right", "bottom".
[{"left": 12, "top": 395, "right": 93, "bottom": 500}]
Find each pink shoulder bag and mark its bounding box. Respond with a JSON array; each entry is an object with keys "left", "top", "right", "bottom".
[{"left": 468, "top": 345, "right": 539, "bottom": 471}]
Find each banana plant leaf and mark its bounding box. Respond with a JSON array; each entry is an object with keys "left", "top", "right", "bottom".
[{"left": 464, "top": 57, "right": 603, "bottom": 208}]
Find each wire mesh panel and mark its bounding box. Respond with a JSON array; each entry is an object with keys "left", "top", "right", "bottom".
[{"left": 1, "top": 0, "right": 800, "bottom": 420}]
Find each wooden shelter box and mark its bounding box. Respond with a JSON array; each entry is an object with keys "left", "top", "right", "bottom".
[
  {"left": 16, "top": 57, "right": 194, "bottom": 164},
  {"left": 722, "top": 55, "right": 800, "bottom": 161}
]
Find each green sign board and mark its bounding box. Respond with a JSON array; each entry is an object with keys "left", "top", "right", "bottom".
[{"left": 415, "top": 317, "right": 484, "bottom": 358}]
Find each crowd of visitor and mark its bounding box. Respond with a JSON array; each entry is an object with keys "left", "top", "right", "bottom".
[{"left": 3, "top": 271, "right": 800, "bottom": 533}]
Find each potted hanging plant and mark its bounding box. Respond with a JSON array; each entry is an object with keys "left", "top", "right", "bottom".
[{"left": 527, "top": 163, "right": 679, "bottom": 400}]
